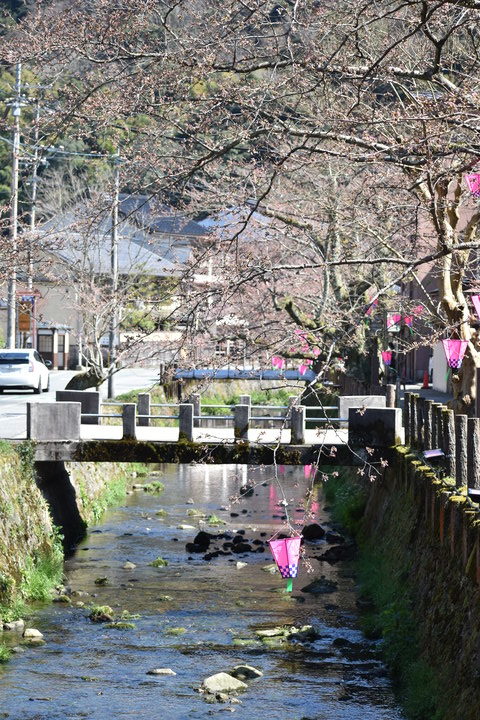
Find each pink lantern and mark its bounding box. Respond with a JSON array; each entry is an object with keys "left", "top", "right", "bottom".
[
  {"left": 386, "top": 313, "right": 402, "bottom": 331},
  {"left": 472, "top": 295, "right": 480, "bottom": 321},
  {"left": 269, "top": 536, "right": 302, "bottom": 591},
  {"left": 442, "top": 339, "right": 468, "bottom": 369},
  {"left": 412, "top": 305, "right": 424, "bottom": 316},
  {"left": 381, "top": 350, "right": 393, "bottom": 366},
  {"left": 272, "top": 355, "right": 285, "bottom": 370},
  {"left": 465, "top": 174, "right": 480, "bottom": 198},
  {"left": 404, "top": 315, "right": 413, "bottom": 327},
  {"left": 298, "top": 360, "right": 312, "bottom": 375}
]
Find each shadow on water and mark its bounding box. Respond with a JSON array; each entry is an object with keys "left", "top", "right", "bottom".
[{"left": 0, "top": 464, "right": 404, "bottom": 720}]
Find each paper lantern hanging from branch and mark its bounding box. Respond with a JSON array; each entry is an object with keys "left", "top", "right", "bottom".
[
  {"left": 465, "top": 174, "right": 480, "bottom": 198},
  {"left": 381, "top": 350, "right": 393, "bottom": 366},
  {"left": 268, "top": 536, "right": 302, "bottom": 592},
  {"left": 271, "top": 355, "right": 286, "bottom": 370},
  {"left": 386, "top": 313, "right": 401, "bottom": 332},
  {"left": 442, "top": 339, "right": 468, "bottom": 370}
]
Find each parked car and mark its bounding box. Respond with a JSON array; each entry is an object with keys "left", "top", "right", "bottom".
[{"left": 0, "top": 349, "right": 51, "bottom": 393}]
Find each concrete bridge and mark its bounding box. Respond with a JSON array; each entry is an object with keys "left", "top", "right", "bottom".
[{"left": 24, "top": 388, "right": 401, "bottom": 465}]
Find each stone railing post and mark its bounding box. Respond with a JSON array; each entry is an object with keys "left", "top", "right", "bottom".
[
  {"left": 137, "top": 393, "right": 151, "bottom": 427},
  {"left": 290, "top": 406, "right": 305, "bottom": 444},
  {"left": 423, "top": 399, "right": 433, "bottom": 450},
  {"left": 189, "top": 393, "right": 201, "bottom": 428},
  {"left": 455, "top": 414, "right": 468, "bottom": 488},
  {"left": 234, "top": 404, "right": 250, "bottom": 440},
  {"left": 179, "top": 403, "right": 194, "bottom": 441},
  {"left": 404, "top": 392, "right": 411, "bottom": 446},
  {"left": 386, "top": 384, "right": 396, "bottom": 408},
  {"left": 467, "top": 417, "right": 480, "bottom": 489},
  {"left": 27, "top": 402, "right": 81, "bottom": 440},
  {"left": 287, "top": 395, "right": 297, "bottom": 428},
  {"left": 56, "top": 390, "right": 100, "bottom": 425},
  {"left": 442, "top": 408, "right": 456, "bottom": 479},
  {"left": 239, "top": 394, "right": 251, "bottom": 407},
  {"left": 395, "top": 378, "right": 401, "bottom": 408},
  {"left": 122, "top": 403, "right": 137, "bottom": 439}
]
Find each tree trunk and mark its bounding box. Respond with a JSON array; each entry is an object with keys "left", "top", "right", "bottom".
[
  {"left": 65, "top": 367, "right": 106, "bottom": 391},
  {"left": 451, "top": 351, "right": 477, "bottom": 416}
]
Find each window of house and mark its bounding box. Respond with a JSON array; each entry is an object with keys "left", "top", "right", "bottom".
[{"left": 38, "top": 335, "right": 53, "bottom": 354}]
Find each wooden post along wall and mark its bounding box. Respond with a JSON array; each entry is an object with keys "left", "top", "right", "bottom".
[
  {"left": 423, "top": 399, "right": 433, "bottom": 450},
  {"left": 467, "top": 417, "right": 480, "bottom": 489},
  {"left": 409, "top": 393, "right": 418, "bottom": 448},
  {"left": 433, "top": 404, "right": 443, "bottom": 450},
  {"left": 442, "top": 408, "right": 456, "bottom": 479},
  {"left": 455, "top": 414, "right": 468, "bottom": 488},
  {"left": 404, "top": 392, "right": 411, "bottom": 446}
]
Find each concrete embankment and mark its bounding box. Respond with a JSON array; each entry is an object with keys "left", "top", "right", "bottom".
[{"left": 341, "top": 448, "right": 480, "bottom": 720}]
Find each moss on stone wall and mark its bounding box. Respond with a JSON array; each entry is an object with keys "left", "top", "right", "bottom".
[
  {"left": 324, "top": 461, "right": 480, "bottom": 720},
  {"left": 66, "top": 461, "right": 137, "bottom": 526},
  {"left": 0, "top": 441, "right": 63, "bottom": 611}
]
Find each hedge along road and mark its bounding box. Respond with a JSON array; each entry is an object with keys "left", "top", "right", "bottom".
[{"left": 0, "top": 367, "right": 158, "bottom": 439}]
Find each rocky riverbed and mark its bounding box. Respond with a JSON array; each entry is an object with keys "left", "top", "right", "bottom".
[{"left": 0, "top": 464, "right": 404, "bottom": 719}]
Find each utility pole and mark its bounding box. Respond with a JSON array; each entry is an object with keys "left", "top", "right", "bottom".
[
  {"left": 7, "top": 63, "right": 22, "bottom": 348},
  {"left": 107, "top": 152, "right": 120, "bottom": 399},
  {"left": 24, "top": 100, "right": 40, "bottom": 350},
  {"left": 28, "top": 100, "right": 40, "bottom": 292}
]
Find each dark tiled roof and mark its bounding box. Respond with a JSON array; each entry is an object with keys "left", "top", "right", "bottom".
[
  {"left": 38, "top": 196, "right": 208, "bottom": 276},
  {"left": 119, "top": 194, "right": 208, "bottom": 237}
]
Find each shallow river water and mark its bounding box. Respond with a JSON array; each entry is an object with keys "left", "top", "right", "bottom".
[{"left": 0, "top": 464, "right": 404, "bottom": 720}]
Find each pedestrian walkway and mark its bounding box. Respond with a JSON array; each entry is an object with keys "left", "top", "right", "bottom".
[{"left": 400, "top": 382, "right": 452, "bottom": 407}]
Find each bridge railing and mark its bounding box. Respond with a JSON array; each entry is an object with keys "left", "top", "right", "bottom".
[{"left": 29, "top": 388, "right": 396, "bottom": 445}]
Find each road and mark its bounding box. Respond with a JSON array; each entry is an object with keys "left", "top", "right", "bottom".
[{"left": 0, "top": 367, "right": 160, "bottom": 439}]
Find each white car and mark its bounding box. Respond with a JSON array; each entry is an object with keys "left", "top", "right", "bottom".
[{"left": 0, "top": 349, "right": 51, "bottom": 394}]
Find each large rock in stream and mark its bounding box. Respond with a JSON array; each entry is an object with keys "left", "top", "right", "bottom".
[
  {"left": 301, "top": 523, "right": 326, "bottom": 540},
  {"left": 202, "top": 672, "right": 248, "bottom": 694},
  {"left": 301, "top": 577, "right": 338, "bottom": 594}
]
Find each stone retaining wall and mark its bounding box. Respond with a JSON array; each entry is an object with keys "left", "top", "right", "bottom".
[{"left": 361, "top": 448, "right": 480, "bottom": 718}]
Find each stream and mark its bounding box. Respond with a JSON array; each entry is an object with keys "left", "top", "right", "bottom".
[{"left": 0, "top": 464, "right": 404, "bottom": 719}]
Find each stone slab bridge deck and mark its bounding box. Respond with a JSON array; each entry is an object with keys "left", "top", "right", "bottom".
[{"left": 24, "top": 390, "right": 402, "bottom": 465}]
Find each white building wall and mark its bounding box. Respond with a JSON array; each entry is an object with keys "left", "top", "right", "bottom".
[{"left": 432, "top": 341, "right": 448, "bottom": 392}]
